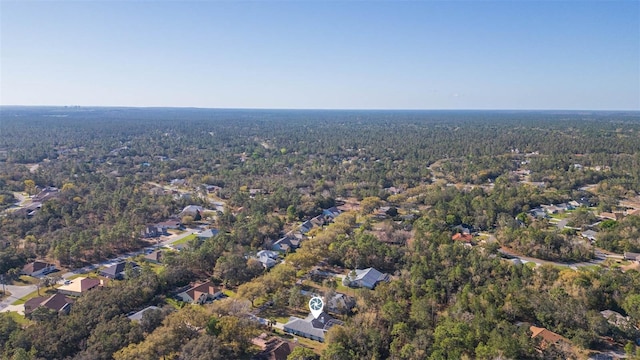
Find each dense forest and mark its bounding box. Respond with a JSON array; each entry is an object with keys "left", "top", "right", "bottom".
[{"left": 1, "top": 107, "right": 640, "bottom": 359}]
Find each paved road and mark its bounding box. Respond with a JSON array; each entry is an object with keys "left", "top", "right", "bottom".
[
  {"left": 0, "top": 284, "right": 37, "bottom": 313},
  {"left": 0, "top": 229, "right": 197, "bottom": 313},
  {"left": 59, "top": 229, "right": 197, "bottom": 280},
  {"left": 499, "top": 247, "right": 607, "bottom": 269}
]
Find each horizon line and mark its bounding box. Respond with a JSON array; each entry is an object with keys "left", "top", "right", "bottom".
[{"left": 1, "top": 104, "right": 639, "bottom": 112}]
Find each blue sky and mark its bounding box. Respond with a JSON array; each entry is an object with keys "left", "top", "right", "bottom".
[{"left": 1, "top": 1, "right": 638, "bottom": 110}]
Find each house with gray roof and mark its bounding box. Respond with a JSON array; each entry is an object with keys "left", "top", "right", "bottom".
[
  {"left": 256, "top": 250, "right": 279, "bottom": 269},
  {"left": 197, "top": 228, "right": 219, "bottom": 240},
  {"left": 327, "top": 293, "right": 356, "bottom": 314},
  {"left": 299, "top": 220, "right": 314, "bottom": 234},
  {"left": 272, "top": 235, "right": 301, "bottom": 252},
  {"left": 127, "top": 306, "right": 160, "bottom": 322},
  {"left": 322, "top": 207, "right": 341, "bottom": 219},
  {"left": 100, "top": 261, "right": 139, "bottom": 280},
  {"left": 283, "top": 312, "right": 343, "bottom": 342},
  {"left": 581, "top": 230, "right": 598, "bottom": 242},
  {"left": 344, "top": 267, "right": 390, "bottom": 290}
]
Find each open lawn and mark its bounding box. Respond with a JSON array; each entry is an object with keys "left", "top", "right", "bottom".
[
  {"left": 166, "top": 298, "right": 186, "bottom": 309},
  {"left": 173, "top": 233, "right": 197, "bottom": 245},
  {"left": 12, "top": 275, "right": 40, "bottom": 286},
  {"left": 223, "top": 289, "right": 237, "bottom": 298},
  {"left": 4, "top": 311, "right": 30, "bottom": 326},
  {"left": 274, "top": 329, "right": 327, "bottom": 353}
]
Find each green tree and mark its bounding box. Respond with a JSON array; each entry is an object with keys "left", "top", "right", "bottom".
[{"left": 288, "top": 347, "right": 319, "bottom": 360}]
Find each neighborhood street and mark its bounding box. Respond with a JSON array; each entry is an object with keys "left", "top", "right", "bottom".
[{"left": 0, "top": 229, "right": 197, "bottom": 314}]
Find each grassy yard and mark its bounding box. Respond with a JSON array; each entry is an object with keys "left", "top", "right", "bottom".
[
  {"left": 273, "top": 328, "right": 327, "bottom": 353},
  {"left": 222, "top": 289, "right": 237, "bottom": 298},
  {"left": 12, "top": 275, "right": 40, "bottom": 286},
  {"left": 4, "top": 311, "right": 30, "bottom": 325},
  {"left": 166, "top": 298, "right": 186, "bottom": 309},
  {"left": 172, "top": 233, "right": 197, "bottom": 246}
]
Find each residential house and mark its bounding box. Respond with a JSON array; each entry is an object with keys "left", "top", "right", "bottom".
[
  {"left": 24, "top": 293, "right": 73, "bottom": 316},
  {"left": 600, "top": 310, "right": 632, "bottom": 329},
  {"left": 568, "top": 200, "right": 581, "bottom": 208},
  {"left": 21, "top": 261, "right": 56, "bottom": 277},
  {"left": 272, "top": 235, "right": 301, "bottom": 252},
  {"left": 144, "top": 250, "right": 164, "bottom": 264},
  {"left": 174, "top": 192, "right": 192, "bottom": 201},
  {"left": 170, "top": 179, "right": 187, "bottom": 187},
  {"left": 529, "top": 207, "right": 547, "bottom": 218},
  {"left": 141, "top": 225, "right": 168, "bottom": 238},
  {"left": 310, "top": 215, "right": 327, "bottom": 228},
  {"left": 177, "top": 280, "right": 223, "bottom": 304},
  {"left": 251, "top": 333, "right": 297, "bottom": 360},
  {"left": 344, "top": 267, "right": 390, "bottom": 290},
  {"left": 530, "top": 325, "right": 570, "bottom": 349},
  {"left": 256, "top": 250, "right": 279, "bottom": 269},
  {"left": 15, "top": 202, "right": 43, "bottom": 217},
  {"left": 197, "top": 228, "right": 219, "bottom": 240},
  {"left": 327, "top": 293, "right": 356, "bottom": 314},
  {"left": 542, "top": 205, "right": 561, "bottom": 215},
  {"left": 100, "top": 261, "right": 139, "bottom": 280},
  {"left": 581, "top": 230, "right": 598, "bottom": 242},
  {"left": 322, "top": 207, "right": 341, "bottom": 219},
  {"left": 157, "top": 219, "right": 182, "bottom": 229},
  {"left": 299, "top": 220, "right": 314, "bottom": 234},
  {"left": 171, "top": 243, "right": 191, "bottom": 252},
  {"left": 598, "top": 212, "right": 619, "bottom": 221},
  {"left": 556, "top": 203, "right": 574, "bottom": 212},
  {"left": 453, "top": 224, "right": 474, "bottom": 235},
  {"left": 626, "top": 209, "right": 640, "bottom": 217},
  {"left": 32, "top": 187, "right": 60, "bottom": 202},
  {"left": 283, "top": 312, "right": 343, "bottom": 342},
  {"left": 624, "top": 252, "right": 640, "bottom": 262},
  {"left": 127, "top": 306, "right": 160, "bottom": 322},
  {"left": 57, "top": 277, "right": 102, "bottom": 296},
  {"left": 180, "top": 205, "right": 204, "bottom": 217},
  {"left": 374, "top": 206, "right": 391, "bottom": 220},
  {"left": 452, "top": 233, "right": 473, "bottom": 242},
  {"left": 383, "top": 187, "right": 402, "bottom": 195}
]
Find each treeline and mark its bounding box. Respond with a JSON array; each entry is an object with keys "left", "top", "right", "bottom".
[{"left": 321, "top": 221, "right": 640, "bottom": 359}]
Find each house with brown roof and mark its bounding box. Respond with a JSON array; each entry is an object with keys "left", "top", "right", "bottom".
[
  {"left": 24, "top": 293, "right": 73, "bottom": 316},
  {"left": 452, "top": 233, "right": 473, "bottom": 242},
  {"left": 251, "top": 333, "right": 297, "bottom": 360},
  {"left": 530, "top": 326, "right": 570, "bottom": 349},
  {"left": 21, "top": 261, "right": 56, "bottom": 277},
  {"left": 57, "top": 277, "right": 103, "bottom": 296},
  {"left": 177, "top": 280, "right": 223, "bottom": 304},
  {"left": 598, "top": 212, "right": 620, "bottom": 221}
]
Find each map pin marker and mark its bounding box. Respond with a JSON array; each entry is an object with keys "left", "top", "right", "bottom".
[{"left": 309, "top": 296, "right": 324, "bottom": 319}]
